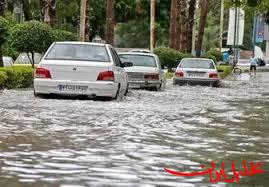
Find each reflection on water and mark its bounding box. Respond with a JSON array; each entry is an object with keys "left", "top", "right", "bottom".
[{"left": 0, "top": 73, "right": 269, "bottom": 186}]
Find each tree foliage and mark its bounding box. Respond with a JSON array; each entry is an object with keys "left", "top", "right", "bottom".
[
  {"left": 52, "top": 29, "right": 78, "bottom": 41},
  {"left": 11, "top": 21, "right": 53, "bottom": 67},
  {"left": 0, "top": 16, "right": 9, "bottom": 67},
  {"left": 154, "top": 47, "right": 190, "bottom": 70},
  {"left": 0, "top": 17, "right": 8, "bottom": 45}
]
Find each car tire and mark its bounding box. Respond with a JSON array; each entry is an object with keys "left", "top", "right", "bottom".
[
  {"left": 112, "top": 84, "right": 120, "bottom": 100},
  {"left": 150, "top": 84, "right": 161, "bottom": 91},
  {"left": 161, "top": 80, "right": 166, "bottom": 90},
  {"left": 124, "top": 84, "right": 129, "bottom": 96},
  {"left": 34, "top": 91, "right": 46, "bottom": 99}
]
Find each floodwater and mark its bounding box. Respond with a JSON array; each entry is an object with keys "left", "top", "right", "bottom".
[{"left": 0, "top": 73, "right": 269, "bottom": 187}]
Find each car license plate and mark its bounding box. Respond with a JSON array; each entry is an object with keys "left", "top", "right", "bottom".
[
  {"left": 58, "top": 85, "right": 88, "bottom": 92},
  {"left": 188, "top": 73, "right": 205, "bottom": 77},
  {"left": 129, "top": 84, "right": 141, "bottom": 88}
]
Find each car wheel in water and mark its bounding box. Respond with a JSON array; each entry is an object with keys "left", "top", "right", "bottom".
[
  {"left": 150, "top": 84, "right": 161, "bottom": 91},
  {"left": 34, "top": 91, "right": 46, "bottom": 99},
  {"left": 112, "top": 84, "right": 120, "bottom": 100},
  {"left": 124, "top": 84, "right": 129, "bottom": 96}
]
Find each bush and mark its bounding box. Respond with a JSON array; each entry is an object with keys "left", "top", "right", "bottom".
[
  {"left": 0, "top": 71, "right": 8, "bottom": 89},
  {"left": 203, "top": 49, "right": 223, "bottom": 62},
  {"left": 217, "top": 65, "right": 232, "bottom": 79},
  {"left": 0, "top": 66, "right": 34, "bottom": 89},
  {"left": 201, "top": 53, "right": 217, "bottom": 62},
  {"left": 0, "top": 17, "right": 8, "bottom": 45},
  {"left": 154, "top": 47, "right": 190, "bottom": 71},
  {"left": 52, "top": 29, "right": 78, "bottom": 42}
]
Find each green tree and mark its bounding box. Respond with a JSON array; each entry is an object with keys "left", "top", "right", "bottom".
[
  {"left": 196, "top": 0, "right": 210, "bottom": 57},
  {"left": 52, "top": 29, "right": 78, "bottom": 41},
  {"left": 11, "top": 21, "right": 53, "bottom": 67},
  {"left": 0, "top": 17, "right": 8, "bottom": 67}
]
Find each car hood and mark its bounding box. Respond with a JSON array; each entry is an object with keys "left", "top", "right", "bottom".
[{"left": 125, "top": 66, "right": 159, "bottom": 74}]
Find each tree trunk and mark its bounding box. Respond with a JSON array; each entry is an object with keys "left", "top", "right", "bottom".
[
  {"left": 0, "top": 0, "right": 5, "bottom": 67},
  {"left": 175, "top": 0, "right": 181, "bottom": 50},
  {"left": 0, "top": 46, "right": 3, "bottom": 67},
  {"left": 169, "top": 0, "right": 177, "bottom": 49},
  {"left": 186, "top": 0, "right": 196, "bottom": 53},
  {"left": 0, "top": 0, "right": 5, "bottom": 16},
  {"left": 180, "top": 0, "right": 187, "bottom": 52},
  {"left": 22, "top": 0, "right": 31, "bottom": 21},
  {"left": 105, "top": 0, "right": 115, "bottom": 45},
  {"left": 41, "top": 0, "right": 56, "bottom": 26},
  {"left": 196, "top": 0, "right": 209, "bottom": 57}
]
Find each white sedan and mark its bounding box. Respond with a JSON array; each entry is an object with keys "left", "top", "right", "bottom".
[
  {"left": 34, "top": 42, "right": 132, "bottom": 99},
  {"left": 173, "top": 58, "right": 221, "bottom": 87},
  {"left": 118, "top": 52, "right": 166, "bottom": 91},
  {"left": 3, "top": 56, "right": 14, "bottom": 67}
]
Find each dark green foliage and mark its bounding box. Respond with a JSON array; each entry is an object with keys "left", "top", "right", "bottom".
[
  {"left": 116, "top": 20, "right": 150, "bottom": 48},
  {"left": 0, "top": 66, "right": 34, "bottom": 89},
  {"left": 0, "top": 71, "right": 7, "bottom": 89},
  {"left": 154, "top": 47, "right": 190, "bottom": 70},
  {"left": 52, "top": 29, "right": 78, "bottom": 42},
  {"left": 10, "top": 21, "right": 53, "bottom": 66},
  {"left": 11, "top": 21, "right": 53, "bottom": 54},
  {"left": 2, "top": 13, "right": 18, "bottom": 58},
  {"left": 247, "top": 0, "right": 261, "bottom": 7},
  {"left": 0, "top": 16, "right": 8, "bottom": 44},
  {"left": 201, "top": 53, "right": 217, "bottom": 62},
  {"left": 205, "top": 49, "right": 223, "bottom": 62}
]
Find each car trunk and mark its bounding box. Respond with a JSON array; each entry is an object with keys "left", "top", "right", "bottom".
[
  {"left": 182, "top": 68, "right": 217, "bottom": 79},
  {"left": 41, "top": 60, "right": 111, "bottom": 82},
  {"left": 125, "top": 66, "right": 159, "bottom": 81}
]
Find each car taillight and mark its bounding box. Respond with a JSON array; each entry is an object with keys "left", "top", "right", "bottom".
[
  {"left": 175, "top": 71, "right": 184, "bottom": 77},
  {"left": 34, "top": 68, "right": 51, "bottom": 79},
  {"left": 209, "top": 73, "right": 218, "bottom": 79},
  {"left": 97, "top": 71, "right": 114, "bottom": 81},
  {"left": 144, "top": 74, "right": 159, "bottom": 80}
]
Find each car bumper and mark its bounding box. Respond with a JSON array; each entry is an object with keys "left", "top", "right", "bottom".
[
  {"left": 129, "top": 80, "right": 161, "bottom": 88},
  {"left": 173, "top": 78, "right": 220, "bottom": 86},
  {"left": 34, "top": 79, "right": 118, "bottom": 97}
]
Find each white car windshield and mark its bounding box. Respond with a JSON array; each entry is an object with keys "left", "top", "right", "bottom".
[
  {"left": 119, "top": 54, "right": 157, "bottom": 67},
  {"left": 45, "top": 44, "right": 110, "bottom": 62},
  {"left": 180, "top": 59, "right": 215, "bottom": 69}
]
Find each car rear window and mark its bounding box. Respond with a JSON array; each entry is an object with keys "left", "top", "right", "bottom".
[
  {"left": 119, "top": 54, "right": 157, "bottom": 67},
  {"left": 180, "top": 59, "right": 215, "bottom": 69},
  {"left": 45, "top": 44, "right": 110, "bottom": 62}
]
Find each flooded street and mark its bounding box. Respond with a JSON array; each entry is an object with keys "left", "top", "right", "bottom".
[{"left": 0, "top": 72, "right": 269, "bottom": 187}]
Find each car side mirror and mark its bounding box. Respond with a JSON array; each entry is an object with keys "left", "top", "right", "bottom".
[{"left": 121, "top": 62, "right": 133, "bottom": 68}]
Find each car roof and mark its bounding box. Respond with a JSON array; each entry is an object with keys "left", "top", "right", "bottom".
[
  {"left": 3, "top": 56, "right": 12, "bottom": 59},
  {"left": 182, "top": 58, "right": 213, "bottom": 61},
  {"left": 54, "top": 41, "right": 109, "bottom": 47},
  {"left": 118, "top": 52, "right": 157, "bottom": 57}
]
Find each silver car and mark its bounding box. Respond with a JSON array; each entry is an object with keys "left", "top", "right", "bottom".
[
  {"left": 119, "top": 52, "right": 166, "bottom": 91},
  {"left": 3, "top": 56, "right": 14, "bottom": 67},
  {"left": 173, "top": 58, "right": 220, "bottom": 87}
]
